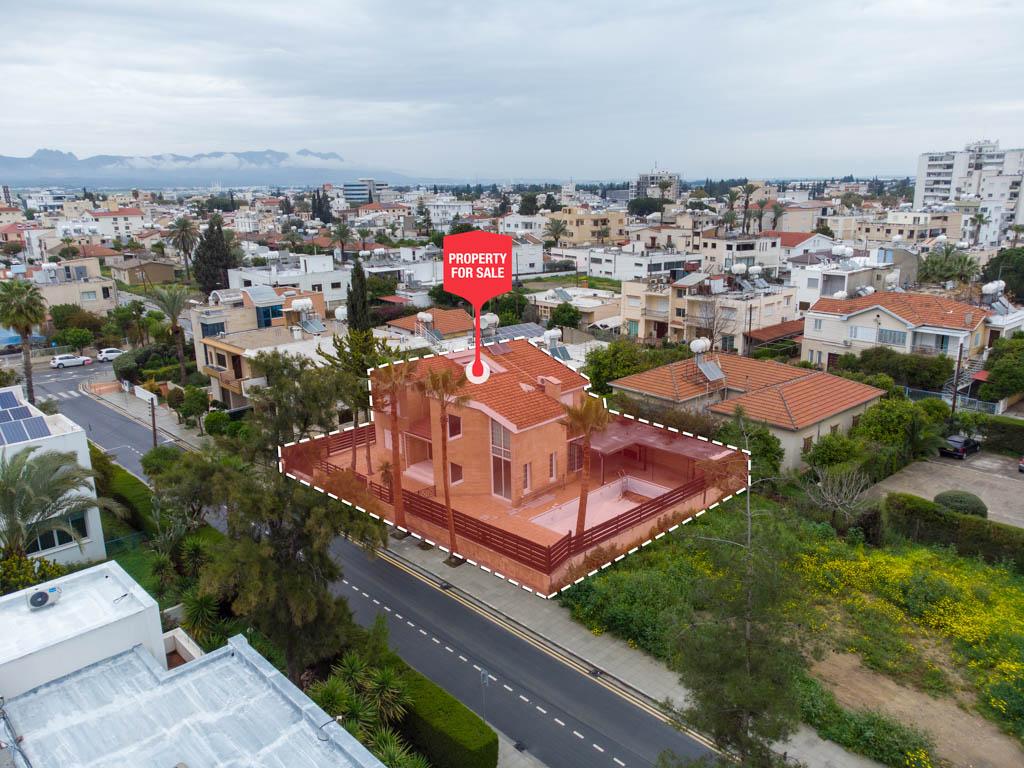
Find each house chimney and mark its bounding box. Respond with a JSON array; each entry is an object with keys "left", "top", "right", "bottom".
[{"left": 540, "top": 375, "right": 562, "bottom": 400}]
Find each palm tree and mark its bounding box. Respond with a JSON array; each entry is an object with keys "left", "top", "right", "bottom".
[
  {"left": 971, "top": 212, "right": 991, "bottom": 247},
  {"left": 415, "top": 368, "right": 469, "bottom": 560},
  {"left": 331, "top": 222, "right": 353, "bottom": 264},
  {"left": 722, "top": 210, "right": 738, "bottom": 231},
  {"left": 283, "top": 229, "right": 303, "bottom": 250},
  {"left": 0, "top": 447, "right": 124, "bottom": 558},
  {"left": 168, "top": 216, "right": 200, "bottom": 284},
  {"left": 755, "top": 198, "right": 769, "bottom": 232},
  {"left": 544, "top": 218, "right": 569, "bottom": 246},
  {"left": 657, "top": 179, "right": 671, "bottom": 199},
  {"left": 58, "top": 236, "right": 79, "bottom": 260},
  {"left": 1009, "top": 224, "right": 1024, "bottom": 248},
  {"left": 726, "top": 190, "right": 739, "bottom": 211},
  {"left": 561, "top": 396, "right": 611, "bottom": 539},
  {"left": 0, "top": 280, "right": 46, "bottom": 404},
  {"left": 373, "top": 359, "right": 419, "bottom": 530},
  {"left": 771, "top": 202, "right": 785, "bottom": 231},
  {"left": 740, "top": 183, "right": 757, "bottom": 233},
  {"left": 356, "top": 227, "right": 372, "bottom": 250},
  {"left": 150, "top": 284, "right": 193, "bottom": 385},
  {"left": 595, "top": 226, "right": 610, "bottom": 244},
  {"left": 919, "top": 243, "right": 979, "bottom": 284}
]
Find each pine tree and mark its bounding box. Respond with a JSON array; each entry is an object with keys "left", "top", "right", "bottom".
[
  {"left": 192, "top": 215, "right": 237, "bottom": 295},
  {"left": 347, "top": 258, "right": 371, "bottom": 331}
]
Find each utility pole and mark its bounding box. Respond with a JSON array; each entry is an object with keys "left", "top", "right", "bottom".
[{"left": 150, "top": 397, "right": 158, "bottom": 449}]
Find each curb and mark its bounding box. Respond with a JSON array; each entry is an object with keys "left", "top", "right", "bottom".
[{"left": 78, "top": 383, "right": 202, "bottom": 451}]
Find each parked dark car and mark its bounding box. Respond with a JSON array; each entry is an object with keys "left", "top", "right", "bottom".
[
  {"left": 1019, "top": 456, "right": 1024, "bottom": 474},
  {"left": 939, "top": 435, "right": 982, "bottom": 459}
]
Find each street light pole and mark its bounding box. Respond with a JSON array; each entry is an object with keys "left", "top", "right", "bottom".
[{"left": 150, "top": 397, "right": 158, "bottom": 449}]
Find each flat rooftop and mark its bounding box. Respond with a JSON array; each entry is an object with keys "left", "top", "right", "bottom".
[
  {"left": 2, "top": 637, "right": 380, "bottom": 768},
  {"left": 0, "top": 562, "right": 153, "bottom": 665}
]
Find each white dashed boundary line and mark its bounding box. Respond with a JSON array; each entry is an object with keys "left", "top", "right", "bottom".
[{"left": 279, "top": 337, "right": 751, "bottom": 600}]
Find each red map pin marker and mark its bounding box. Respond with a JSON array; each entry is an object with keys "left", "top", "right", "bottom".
[{"left": 443, "top": 231, "right": 514, "bottom": 383}]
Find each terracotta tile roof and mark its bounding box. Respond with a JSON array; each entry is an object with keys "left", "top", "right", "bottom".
[
  {"left": 377, "top": 339, "right": 588, "bottom": 430},
  {"left": 387, "top": 307, "right": 475, "bottom": 337},
  {"left": 89, "top": 207, "right": 144, "bottom": 217},
  {"left": 708, "top": 371, "right": 882, "bottom": 430},
  {"left": 809, "top": 292, "right": 990, "bottom": 330},
  {"left": 378, "top": 295, "right": 410, "bottom": 304},
  {"left": 757, "top": 230, "right": 820, "bottom": 247},
  {"left": 611, "top": 354, "right": 807, "bottom": 402},
  {"left": 745, "top": 318, "right": 805, "bottom": 343}
]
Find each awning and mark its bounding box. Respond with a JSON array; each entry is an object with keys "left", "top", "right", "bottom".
[{"left": 587, "top": 417, "right": 735, "bottom": 462}]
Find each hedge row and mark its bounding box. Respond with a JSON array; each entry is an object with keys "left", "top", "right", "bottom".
[
  {"left": 108, "top": 466, "right": 157, "bottom": 537},
  {"left": 982, "top": 415, "right": 1024, "bottom": 454},
  {"left": 883, "top": 493, "right": 1024, "bottom": 573},
  {"left": 400, "top": 668, "right": 498, "bottom": 768}
]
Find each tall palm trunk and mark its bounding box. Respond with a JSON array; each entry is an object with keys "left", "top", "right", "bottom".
[
  {"left": 184, "top": 251, "right": 192, "bottom": 284},
  {"left": 363, "top": 406, "right": 373, "bottom": 474},
  {"left": 20, "top": 332, "right": 35, "bottom": 404},
  {"left": 350, "top": 408, "right": 358, "bottom": 472},
  {"left": 173, "top": 325, "right": 187, "bottom": 385},
  {"left": 389, "top": 392, "right": 405, "bottom": 527},
  {"left": 439, "top": 408, "right": 456, "bottom": 556},
  {"left": 574, "top": 440, "right": 591, "bottom": 538}
]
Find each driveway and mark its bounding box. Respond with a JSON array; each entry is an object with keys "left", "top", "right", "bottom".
[{"left": 868, "top": 451, "right": 1024, "bottom": 529}]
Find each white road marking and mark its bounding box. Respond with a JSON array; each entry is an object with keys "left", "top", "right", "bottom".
[
  {"left": 553, "top": 718, "right": 565, "bottom": 727},
  {"left": 472, "top": 664, "right": 481, "bottom": 671},
  {"left": 361, "top": 592, "right": 369, "bottom": 598},
  {"left": 613, "top": 758, "right": 626, "bottom": 766},
  {"left": 518, "top": 694, "right": 529, "bottom": 703},
  {"left": 418, "top": 629, "right": 427, "bottom": 636},
  {"left": 431, "top": 637, "right": 440, "bottom": 644},
  {"left": 444, "top": 646, "right": 453, "bottom": 653},
  {"left": 458, "top": 655, "right": 467, "bottom": 662},
  {"left": 572, "top": 730, "right": 584, "bottom": 739},
  {"left": 488, "top": 675, "right": 497, "bottom": 682},
  {"left": 503, "top": 684, "right": 513, "bottom": 692},
  {"left": 372, "top": 599, "right": 380, "bottom": 605},
  {"left": 593, "top": 744, "right": 605, "bottom": 753},
  {"left": 406, "top": 621, "right": 415, "bottom": 628},
  {"left": 535, "top": 706, "right": 547, "bottom": 714}
]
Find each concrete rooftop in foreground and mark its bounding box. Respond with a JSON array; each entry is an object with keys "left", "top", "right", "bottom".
[{"left": 2, "top": 636, "right": 381, "bottom": 768}]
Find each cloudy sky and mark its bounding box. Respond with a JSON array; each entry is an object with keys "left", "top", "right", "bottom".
[{"left": 2, "top": 0, "right": 1021, "bottom": 180}]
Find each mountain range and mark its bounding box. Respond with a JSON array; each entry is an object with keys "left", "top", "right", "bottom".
[{"left": 0, "top": 149, "right": 420, "bottom": 187}]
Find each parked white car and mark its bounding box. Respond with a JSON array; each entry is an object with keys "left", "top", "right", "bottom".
[
  {"left": 97, "top": 348, "right": 125, "bottom": 362},
  {"left": 50, "top": 353, "right": 93, "bottom": 368}
]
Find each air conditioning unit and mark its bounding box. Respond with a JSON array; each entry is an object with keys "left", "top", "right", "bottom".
[
  {"left": 842, "top": 339, "right": 852, "bottom": 347},
  {"left": 27, "top": 585, "right": 62, "bottom": 610}
]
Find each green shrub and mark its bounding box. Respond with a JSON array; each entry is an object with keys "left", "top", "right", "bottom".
[
  {"left": 982, "top": 414, "right": 1024, "bottom": 453},
  {"left": 109, "top": 465, "right": 158, "bottom": 536},
  {"left": 934, "top": 490, "right": 987, "bottom": 518},
  {"left": 798, "top": 675, "right": 934, "bottom": 767},
  {"left": 883, "top": 493, "right": 1024, "bottom": 573},
  {"left": 204, "top": 410, "right": 231, "bottom": 435},
  {"left": 112, "top": 349, "right": 140, "bottom": 381},
  {"left": 1, "top": 553, "right": 65, "bottom": 596},
  {"left": 805, "top": 433, "right": 863, "bottom": 467},
  {"left": 400, "top": 669, "right": 498, "bottom": 768}
]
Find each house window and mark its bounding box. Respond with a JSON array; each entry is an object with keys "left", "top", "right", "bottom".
[
  {"left": 523, "top": 463, "right": 531, "bottom": 492},
  {"left": 849, "top": 325, "right": 875, "bottom": 341},
  {"left": 201, "top": 322, "right": 226, "bottom": 338},
  {"left": 80, "top": 291, "right": 97, "bottom": 302},
  {"left": 721, "top": 334, "right": 735, "bottom": 352},
  {"left": 490, "top": 419, "right": 512, "bottom": 499},
  {"left": 256, "top": 304, "right": 284, "bottom": 328},
  {"left": 830, "top": 424, "right": 839, "bottom": 435},
  {"left": 312, "top": 283, "right": 322, "bottom": 292},
  {"left": 803, "top": 436, "right": 814, "bottom": 453},
  {"left": 568, "top": 440, "right": 583, "bottom": 472},
  {"left": 450, "top": 463, "right": 463, "bottom": 484},
  {"left": 807, "top": 277, "right": 819, "bottom": 289},
  {"left": 549, "top": 452, "right": 557, "bottom": 480},
  {"left": 102, "top": 286, "right": 111, "bottom": 299},
  {"left": 877, "top": 329, "right": 907, "bottom": 346},
  {"left": 26, "top": 512, "right": 87, "bottom": 554},
  {"left": 331, "top": 282, "right": 342, "bottom": 289},
  {"left": 813, "top": 318, "right": 822, "bottom": 331},
  {"left": 448, "top": 414, "right": 462, "bottom": 438}
]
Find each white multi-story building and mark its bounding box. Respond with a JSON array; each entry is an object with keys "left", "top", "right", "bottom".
[
  {"left": 0, "top": 386, "right": 107, "bottom": 565},
  {"left": 629, "top": 169, "right": 681, "bottom": 200},
  {"left": 82, "top": 207, "right": 146, "bottom": 242},
  {"left": 914, "top": 140, "right": 1024, "bottom": 244},
  {"left": 228, "top": 253, "right": 351, "bottom": 309},
  {"left": 554, "top": 244, "right": 695, "bottom": 282},
  {"left": 21, "top": 189, "right": 75, "bottom": 213},
  {"left": 497, "top": 213, "right": 548, "bottom": 237},
  {"left": 425, "top": 197, "right": 473, "bottom": 233}
]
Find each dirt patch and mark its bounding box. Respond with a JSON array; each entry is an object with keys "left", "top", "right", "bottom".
[{"left": 813, "top": 651, "right": 1024, "bottom": 768}]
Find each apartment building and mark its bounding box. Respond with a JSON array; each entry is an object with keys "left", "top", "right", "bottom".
[
  {"left": 775, "top": 200, "right": 837, "bottom": 232},
  {"left": 0, "top": 386, "right": 107, "bottom": 565},
  {"left": 191, "top": 285, "right": 328, "bottom": 408},
  {"left": 787, "top": 250, "right": 902, "bottom": 312},
  {"left": 0, "top": 562, "right": 382, "bottom": 767},
  {"left": 0, "top": 205, "right": 24, "bottom": 225},
  {"left": 227, "top": 253, "right": 350, "bottom": 309},
  {"left": 629, "top": 169, "right": 681, "bottom": 200},
  {"left": 697, "top": 230, "right": 832, "bottom": 276},
  {"left": 30, "top": 256, "right": 118, "bottom": 315},
  {"left": 855, "top": 210, "right": 963, "bottom": 244},
  {"left": 109, "top": 257, "right": 176, "bottom": 286},
  {"left": 83, "top": 207, "right": 145, "bottom": 242},
  {"left": 621, "top": 272, "right": 796, "bottom": 353},
  {"left": 564, "top": 244, "right": 694, "bottom": 282},
  {"left": 609, "top": 354, "right": 883, "bottom": 470},
  {"left": 424, "top": 197, "right": 473, "bottom": 233},
  {"left": 802, "top": 292, "right": 989, "bottom": 370},
  {"left": 342, "top": 178, "right": 389, "bottom": 205},
  {"left": 546, "top": 206, "right": 627, "bottom": 246},
  {"left": 528, "top": 286, "right": 621, "bottom": 327},
  {"left": 497, "top": 213, "right": 548, "bottom": 236}
]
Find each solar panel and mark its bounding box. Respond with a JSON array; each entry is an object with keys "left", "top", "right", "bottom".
[
  {"left": 0, "top": 410, "right": 10, "bottom": 423},
  {"left": 8, "top": 406, "right": 31, "bottom": 420},
  {"left": 0, "top": 421, "right": 28, "bottom": 444},
  {"left": 696, "top": 357, "right": 726, "bottom": 382},
  {"left": 554, "top": 288, "right": 573, "bottom": 302},
  {"left": 491, "top": 322, "right": 546, "bottom": 342},
  {"left": 551, "top": 346, "right": 572, "bottom": 361},
  {"left": 0, "top": 392, "right": 18, "bottom": 409},
  {"left": 22, "top": 416, "right": 50, "bottom": 439}
]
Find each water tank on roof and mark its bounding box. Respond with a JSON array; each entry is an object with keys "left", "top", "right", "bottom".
[
  {"left": 290, "top": 297, "right": 313, "bottom": 312},
  {"left": 543, "top": 328, "right": 562, "bottom": 346},
  {"left": 730, "top": 263, "right": 747, "bottom": 275},
  {"left": 957, "top": 241, "right": 969, "bottom": 249},
  {"left": 359, "top": 250, "right": 371, "bottom": 258},
  {"left": 860, "top": 286, "right": 875, "bottom": 296},
  {"left": 831, "top": 245, "right": 845, "bottom": 256},
  {"left": 843, "top": 246, "right": 854, "bottom": 257},
  {"left": 417, "top": 311, "right": 433, "bottom": 323},
  {"left": 334, "top": 305, "right": 347, "bottom": 321},
  {"left": 891, "top": 235, "right": 902, "bottom": 243},
  {"left": 936, "top": 234, "right": 948, "bottom": 242},
  {"left": 373, "top": 248, "right": 387, "bottom": 256},
  {"left": 884, "top": 272, "right": 899, "bottom": 285},
  {"left": 832, "top": 290, "right": 848, "bottom": 299},
  {"left": 481, "top": 312, "right": 500, "bottom": 329},
  {"left": 689, "top": 337, "right": 712, "bottom": 354}
]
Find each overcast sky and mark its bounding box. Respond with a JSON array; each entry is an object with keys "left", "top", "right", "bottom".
[{"left": 2, "top": 0, "right": 1021, "bottom": 180}]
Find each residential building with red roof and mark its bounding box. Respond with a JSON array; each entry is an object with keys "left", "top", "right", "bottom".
[
  {"left": 803, "top": 291, "right": 991, "bottom": 370},
  {"left": 610, "top": 352, "right": 883, "bottom": 469},
  {"left": 387, "top": 307, "right": 475, "bottom": 340}
]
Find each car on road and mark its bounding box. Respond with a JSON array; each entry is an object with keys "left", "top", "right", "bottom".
[
  {"left": 97, "top": 348, "right": 125, "bottom": 362},
  {"left": 939, "top": 434, "right": 982, "bottom": 459},
  {"left": 50, "top": 353, "right": 93, "bottom": 369},
  {"left": 1019, "top": 456, "right": 1024, "bottom": 474}
]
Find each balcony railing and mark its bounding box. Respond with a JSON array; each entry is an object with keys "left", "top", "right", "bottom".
[
  {"left": 641, "top": 307, "right": 669, "bottom": 320},
  {"left": 203, "top": 365, "right": 245, "bottom": 391},
  {"left": 910, "top": 345, "right": 953, "bottom": 357}
]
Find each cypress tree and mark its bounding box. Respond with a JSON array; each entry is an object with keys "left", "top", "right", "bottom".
[
  {"left": 346, "top": 258, "right": 371, "bottom": 331},
  {"left": 192, "top": 215, "right": 237, "bottom": 295}
]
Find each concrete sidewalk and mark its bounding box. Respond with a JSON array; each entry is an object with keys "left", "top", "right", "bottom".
[
  {"left": 82, "top": 381, "right": 207, "bottom": 451},
  {"left": 386, "top": 535, "right": 881, "bottom": 768}
]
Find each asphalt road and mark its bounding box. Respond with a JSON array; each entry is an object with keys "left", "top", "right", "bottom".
[
  {"left": 333, "top": 537, "right": 712, "bottom": 768},
  {"left": 29, "top": 364, "right": 170, "bottom": 477}
]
